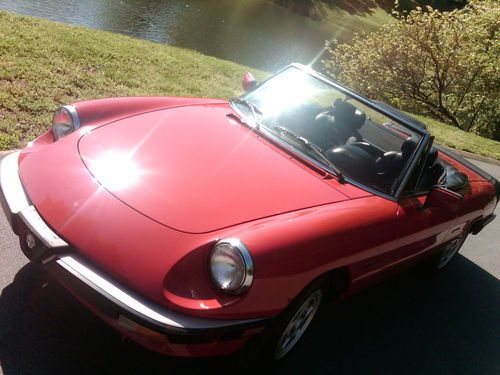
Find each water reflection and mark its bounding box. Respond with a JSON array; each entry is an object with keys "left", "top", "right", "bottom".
[{"left": 0, "top": 0, "right": 338, "bottom": 70}]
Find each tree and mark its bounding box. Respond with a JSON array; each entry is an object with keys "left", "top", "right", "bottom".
[{"left": 323, "top": 0, "right": 499, "bottom": 140}]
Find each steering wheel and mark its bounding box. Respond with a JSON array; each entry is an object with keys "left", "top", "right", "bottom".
[
  {"left": 351, "top": 142, "right": 388, "bottom": 174},
  {"left": 351, "top": 142, "right": 385, "bottom": 160}
]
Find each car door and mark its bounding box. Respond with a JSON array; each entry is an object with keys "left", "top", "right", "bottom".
[
  {"left": 395, "top": 189, "right": 463, "bottom": 263},
  {"left": 394, "top": 143, "right": 464, "bottom": 264}
]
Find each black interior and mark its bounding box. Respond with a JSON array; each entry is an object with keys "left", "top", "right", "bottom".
[
  {"left": 438, "top": 160, "right": 469, "bottom": 192},
  {"left": 273, "top": 98, "right": 469, "bottom": 195},
  {"left": 325, "top": 143, "right": 378, "bottom": 185},
  {"left": 314, "top": 99, "right": 365, "bottom": 147},
  {"left": 378, "top": 138, "right": 417, "bottom": 179},
  {"left": 419, "top": 148, "right": 469, "bottom": 192}
]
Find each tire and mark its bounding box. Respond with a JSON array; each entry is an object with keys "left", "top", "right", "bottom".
[
  {"left": 239, "top": 278, "right": 328, "bottom": 368},
  {"left": 427, "top": 233, "right": 468, "bottom": 271}
]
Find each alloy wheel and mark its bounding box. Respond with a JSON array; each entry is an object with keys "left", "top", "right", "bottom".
[
  {"left": 274, "top": 289, "right": 322, "bottom": 359},
  {"left": 438, "top": 234, "right": 466, "bottom": 269}
]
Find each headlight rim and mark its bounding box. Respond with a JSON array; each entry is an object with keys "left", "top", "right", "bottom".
[
  {"left": 209, "top": 238, "right": 254, "bottom": 295},
  {"left": 52, "top": 104, "right": 81, "bottom": 140}
]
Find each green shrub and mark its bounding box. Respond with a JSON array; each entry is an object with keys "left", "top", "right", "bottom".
[{"left": 323, "top": 0, "right": 499, "bottom": 140}]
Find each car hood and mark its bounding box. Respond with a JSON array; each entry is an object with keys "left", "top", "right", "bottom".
[{"left": 78, "top": 103, "right": 348, "bottom": 233}]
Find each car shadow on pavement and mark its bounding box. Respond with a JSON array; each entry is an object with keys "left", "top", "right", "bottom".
[{"left": 1, "top": 255, "right": 499, "bottom": 375}]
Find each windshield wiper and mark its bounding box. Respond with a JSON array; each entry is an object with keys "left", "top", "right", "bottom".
[
  {"left": 230, "top": 97, "right": 262, "bottom": 128},
  {"left": 275, "top": 126, "right": 345, "bottom": 182}
]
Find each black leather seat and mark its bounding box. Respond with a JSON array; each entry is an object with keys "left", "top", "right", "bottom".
[
  {"left": 419, "top": 147, "right": 445, "bottom": 189},
  {"left": 442, "top": 161, "right": 469, "bottom": 192},
  {"left": 380, "top": 138, "right": 417, "bottom": 179},
  {"left": 325, "top": 143, "right": 378, "bottom": 185},
  {"left": 315, "top": 99, "right": 366, "bottom": 146},
  {"left": 416, "top": 148, "right": 469, "bottom": 192}
]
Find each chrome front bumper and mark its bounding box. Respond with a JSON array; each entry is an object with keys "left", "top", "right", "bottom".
[
  {"left": 0, "top": 151, "right": 269, "bottom": 339},
  {"left": 0, "top": 151, "right": 68, "bottom": 249},
  {"left": 0, "top": 151, "right": 68, "bottom": 248},
  {"left": 46, "top": 253, "right": 268, "bottom": 339}
]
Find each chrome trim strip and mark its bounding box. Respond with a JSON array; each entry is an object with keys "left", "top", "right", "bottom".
[
  {"left": 52, "top": 105, "right": 81, "bottom": 140},
  {"left": 19, "top": 206, "right": 68, "bottom": 248},
  {"left": 212, "top": 238, "right": 254, "bottom": 294},
  {"left": 55, "top": 254, "right": 261, "bottom": 330},
  {"left": 0, "top": 151, "right": 68, "bottom": 248},
  {"left": 62, "top": 104, "right": 81, "bottom": 130},
  {"left": 0, "top": 151, "right": 30, "bottom": 214}
]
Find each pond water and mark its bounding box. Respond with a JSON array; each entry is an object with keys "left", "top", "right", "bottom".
[{"left": 0, "top": 0, "right": 342, "bottom": 71}]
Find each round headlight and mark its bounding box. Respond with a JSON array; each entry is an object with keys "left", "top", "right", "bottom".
[
  {"left": 209, "top": 238, "right": 254, "bottom": 295},
  {"left": 52, "top": 105, "right": 80, "bottom": 140}
]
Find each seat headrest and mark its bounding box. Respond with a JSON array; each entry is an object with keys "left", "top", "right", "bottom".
[
  {"left": 426, "top": 147, "right": 438, "bottom": 166},
  {"left": 401, "top": 138, "right": 417, "bottom": 160},
  {"left": 333, "top": 99, "right": 366, "bottom": 129}
]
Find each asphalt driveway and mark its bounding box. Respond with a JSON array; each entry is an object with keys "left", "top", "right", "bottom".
[{"left": 0, "top": 157, "right": 498, "bottom": 374}]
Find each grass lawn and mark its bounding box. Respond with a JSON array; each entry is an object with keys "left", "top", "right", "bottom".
[
  {"left": 1, "top": 10, "right": 498, "bottom": 160},
  {"left": 0, "top": 10, "right": 266, "bottom": 149},
  {"left": 411, "top": 114, "right": 500, "bottom": 161}
]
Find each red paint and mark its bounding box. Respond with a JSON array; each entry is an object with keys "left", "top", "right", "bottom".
[
  {"left": 78, "top": 104, "right": 349, "bottom": 233},
  {"left": 13, "top": 92, "right": 497, "bottom": 357}
]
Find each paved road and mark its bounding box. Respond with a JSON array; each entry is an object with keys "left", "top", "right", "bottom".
[{"left": 0, "top": 158, "right": 498, "bottom": 374}]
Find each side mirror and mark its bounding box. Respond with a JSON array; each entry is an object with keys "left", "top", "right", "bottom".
[
  {"left": 242, "top": 72, "right": 257, "bottom": 92},
  {"left": 424, "top": 186, "right": 462, "bottom": 213}
]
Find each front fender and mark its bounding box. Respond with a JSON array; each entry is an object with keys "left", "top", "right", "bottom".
[{"left": 73, "top": 96, "right": 227, "bottom": 128}]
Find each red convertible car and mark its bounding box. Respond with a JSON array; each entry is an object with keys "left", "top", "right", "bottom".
[{"left": 1, "top": 64, "right": 498, "bottom": 363}]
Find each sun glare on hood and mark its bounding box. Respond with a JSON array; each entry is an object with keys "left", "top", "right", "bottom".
[{"left": 89, "top": 151, "right": 141, "bottom": 190}]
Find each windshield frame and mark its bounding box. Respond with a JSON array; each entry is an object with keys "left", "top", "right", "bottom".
[{"left": 229, "top": 63, "right": 431, "bottom": 201}]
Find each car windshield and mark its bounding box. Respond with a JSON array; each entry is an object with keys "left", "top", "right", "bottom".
[{"left": 232, "top": 66, "right": 424, "bottom": 195}]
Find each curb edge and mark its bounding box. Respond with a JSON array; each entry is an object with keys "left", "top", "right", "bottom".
[
  {"left": 0, "top": 150, "right": 20, "bottom": 157},
  {"left": 439, "top": 145, "right": 500, "bottom": 167}
]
